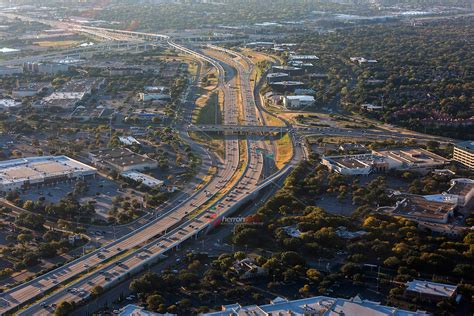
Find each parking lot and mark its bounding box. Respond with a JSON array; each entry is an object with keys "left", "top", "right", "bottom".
[{"left": 20, "top": 176, "right": 130, "bottom": 220}]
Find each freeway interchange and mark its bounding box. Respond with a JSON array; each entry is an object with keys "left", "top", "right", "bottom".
[
  {"left": 0, "top": 20, "right": 451, "bottom": 316},
  {"left": 0, "top": 27, "right": 302, "bottom": 315}
]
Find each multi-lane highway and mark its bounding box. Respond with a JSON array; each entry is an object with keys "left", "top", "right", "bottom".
[{"left": 0, "top": 21, "right": 299, "bottom": 313}]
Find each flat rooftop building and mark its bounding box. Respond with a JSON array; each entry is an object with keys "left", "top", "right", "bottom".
[
  {"left": 121, "top": 171, "right": 163, "bottom": 188},
  {"left": 89, "top": 148, "right": 158, "bottom": 173},
  {"left": 203, "top": 295, "right": 429, "bottom": 316},
  {"left": 0, "top": 156, "right": 96, "bottom": 193},
  {"left": 405, "top": 280, "right": 458, "bottom": 302},
  {"left": 391, "top": 195, "right": 455, "bottom": 224}
]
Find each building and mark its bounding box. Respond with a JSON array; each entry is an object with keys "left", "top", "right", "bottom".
[
  {"left": 322, "top": 154, "right": 389, "bottom": 175},
  {"left": 289, "top": 54, "right": 319, "bottom": 63},
  {"left": 69, "top": 106, "right": 107, "bottom": 121},
  {"left": 405, "top": 280, "right": 458, "bottom": 303},
  {"left": 23, "top": 62, "right": 69, "bottom": 75},
  {"left": 423, "top": 178, "right": 474, "bottom": 207},
  {"left": 118, "top": 136, "right": 140, "bottom": 146},
  {"left": 338, "top": 143, "right": 368, "bottom": 154},
  {"left": 118, "top": 304, "right": 175, "bottom": 316},
  {"left": 283, "top": 95, "right": 315, "bottom": 109},
  {"left": 453, "top": 141, "right": 474, "bottom": 169},
  {"left": 36, "top": 78, "right": 104, "bottom": 109},
  {"left": 361, "top": 103, "right": 383, "bottom": 111},
  {"left": 12, "top": 82, "right": 50, "bottom": 98},
  {"left": 266, "top": 72, "right": 289, "bottom": 84},
  {"left": 139, "top": 92, "right": 171, "bottom": 102},
  {"left": 0, "top": 66, "right": 23, "bottom": 76},
  {"left": 0, "top": 99, "right": 21, "bottom": 111},
  {"left": 203, "top": 295, "right": 429, "bottom": 316},
  {"left": 272, "top": 65, "right": 304, "bottom": 76},
  {"left": 89, "top": 148, "right": 158, "bottom": 173},
  {"left": 374, "top": 148, "right": 448, "bottom": 172},
  {"left": 231, "top": 258, "right": 267, "bottom": 280},
  {"left": 0, "top": 156, "right": 96, "bottom": 194},
  {"left": 120, "top": 171, "right": 163, "bottom": 188},
  {"left": 269, "top": 81, "right": 305, "bottom": 93},
  {"left": 108, "top": 67, "right": 144, "bottom": 76},
  {"left": 390, "top": 195, "right": 455, "bottom": 224}
]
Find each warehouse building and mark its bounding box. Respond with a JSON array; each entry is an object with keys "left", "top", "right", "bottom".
[
  {"left": 89, "top": 148, "right": 158, "bottom": 173},
  {"left": 0, "top": 156, "right": 96, "bottom": 194}
]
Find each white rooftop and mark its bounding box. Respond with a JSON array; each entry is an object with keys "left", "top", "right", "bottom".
[
  {"left": 0, "top": 99, "right": 21, "bottom": 108},
  {"left": 406, "top": 280, "right": 457, "bottom": 298},
  {"left": 204, "top": 295, "right": 429, "bottom": 316},
  {"left": 121, "top": 171, "right": 163, "bottom": 188},
  {"left": 286, "top": 95, "right": 315, "bottom": 101}
]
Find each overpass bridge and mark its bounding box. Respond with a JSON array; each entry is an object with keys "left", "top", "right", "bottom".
[{"left": 187, "top": 124, "right": 290, "bottom": 134}]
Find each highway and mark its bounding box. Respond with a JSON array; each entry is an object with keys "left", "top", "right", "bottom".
[
  {"left": 0, "top": 24, "right": 298, "bottom": 313},
  {"left": 0, "top": 43, "right": 244, "bottom": 315}
]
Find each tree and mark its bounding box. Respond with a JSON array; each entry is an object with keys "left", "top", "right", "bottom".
[
  {"left": 55, "top": 301, "right": 74, "bottom": 316},
  {"left": 146, "top": 294, "right": 163, "bottom": 311},
  {"left": 306, "top": 268, "right": 321, "bottom": 283},
  {"left": 90, "top": 285, "right": 104, "bottom": 298}
]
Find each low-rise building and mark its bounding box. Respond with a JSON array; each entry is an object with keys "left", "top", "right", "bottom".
[
  {"left": 231, "top": 258, "right": 267, "bottom": 280},
  {"left": 0, "top": 66, "right": 23, "bottom": 76},
  {"left": 0, "top": 156, "right": 96, "bottom": 194},
  {"left": 322, "top": 154, "right": 389, "bottom": 175},
  {"left": 283, "top": 95, "right": 315, "bottom": 109},
  {"left": 289, "top": 54, "right": 319, "bottom": 63},
  {"left": 203, "top": 295, "right": 429, "bottom": 316},
  {"left": 89, "top": 148, "right": 158, "bottom": 173},
  {"left": 390, "top": 195, "right": 455, "bottom": 224},
  {"left": 272, "top": 65, "right": 304, "bottom": 76},
  {"left": 12, "top": 82, "right": 50, "bottom": 98},
  {"left": 361, "top": 103, "right": 383, "bottom": 111},
  {"left": 423, "top": 178, "right": 474, "bottom": 207},
  {"left": 0, "top": 99, "right": 21, "bottom": 111},
  {"left": 23, "top": 62, "right": 69, "bottom": 74},
  {"left": 453, "top": 140, "right": 474, "bottom": 169},
  {"left": 405, "top": 280, "right": 458, "bottom": 303},
  {"left": 270, "top": 81, "right": 305, "bottom": 93},
  {"left": 120, "top": 171, "right": 163, "bottom": 188},
  {"left": 266, "top": 72, "right": 289, "bottom": 83}
]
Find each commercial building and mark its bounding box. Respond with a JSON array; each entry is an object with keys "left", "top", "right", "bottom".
[
  {"left": 0, "top": 156, "right": 96, "bottom": 193},
  {"left": 322, "top": 148, "right": 447, "bottom": 175},
  {"left": 453, "top": 141, "right": 474, "bottom": 169},
  {"left": 390, "top": 195, "right": 455, "bottom": 224},
  {"left": 12, "top": 82, "right": 50, "bottom": 98},
  {"left": 23, "top": 62, "right": 69, "bottom": 75},
  {"left": 269, "top": 81, "right": 305, "bottom": 93},
  {"left": 423, "top": 178, "right": 474, "bottom": 207},
  {"left": 283, "top": 95, "right": 315, "bottom": 109},
  {"left": 36, "top": 78, "right": 105, "bottom": 109},
  {"left": 405, "top": 280, "right": 458, "bottom": 302},
  {"left": 89, "top": 148, "right": 158, "bottom": 173},
  {"left": 69, "top": 106, "right": 107, "bottom": 121},
  {"left": 139, "top": 86, "right": 171, "bottom": 102},
  {"left": 203, "top": 295, "right": 429, "bottom": 316},
  {"left": 322, "top": 154, "right": 389, "bottom": 175},
  {"left": 118, "top": 304, "right": 174, "bottom": 316},
  {"left": 289, "top": 54, "right": 319, "bottom": 63},
  {"left": 272, "top": 65, "right": 304, "bottom": 76},
  {"left": 120, "top": 171, "right": 163, "bottom": 188},
  {"left": 266, "top": 72, "right": 289, "bottom": 84},
  {"left": 231, "top": 258, "right": 267, "bottom": 280},
  {"left": 0, "top": 99, "right": 21, "bottom": 111},
  {"left": 0, "top": 66, "right": 23, "bottom": 76}
]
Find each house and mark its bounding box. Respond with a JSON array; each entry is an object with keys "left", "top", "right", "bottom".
[
  {"left": 361, "top": 103, "right": 383, "bottom": 111},
  {"left": 231, "top": 258, "right": 267, "bottom": 280},
  {"left": 405, "top": 280, "right": 458, "bottom": 303},
  {"left": 283, "top": 95, "right": 315, "bottom": 109}
]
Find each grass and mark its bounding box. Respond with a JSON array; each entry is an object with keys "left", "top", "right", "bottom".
[
  {"left": 34, "top": 40, "right": 80, "bottom": 47},
  {"left": 195, "top": 92, "right": 222, "bottom": 125},
  {"left": 274, "top": 133, "right": 293, "bottom": 169},
  {"left": 189, "top": 132, "right": 225, "bottom": 160}
]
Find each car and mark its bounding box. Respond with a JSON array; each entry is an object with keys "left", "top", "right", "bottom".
[{"left": 40, "top": 302, "right": 47, "bottom": 308}]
